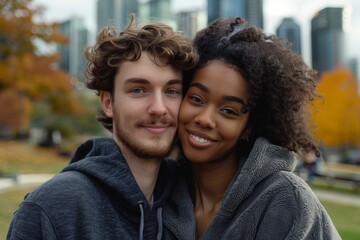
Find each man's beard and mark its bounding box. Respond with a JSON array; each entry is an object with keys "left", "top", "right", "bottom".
[{"left": 113, "top": 116, "right": 175, "bottom": 159}]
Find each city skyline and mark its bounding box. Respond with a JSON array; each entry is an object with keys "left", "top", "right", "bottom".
[{"left": 32, "top": 0, "right": 360, "bottom": 74}]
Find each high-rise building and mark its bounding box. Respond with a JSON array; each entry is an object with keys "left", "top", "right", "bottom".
[
  {"left": 347, "top": 58, "right": 359, "bottom": 80},
  {"left": 311, "top": 7, "right": 345, "bottom": 75},
  {"left": 207, "top": 0, "right": 221, "bottom": 23},
  {"left": 58, "top": 17, "right": 89, "bottom": 82},
  {"left": 207, "top": 0, "right": 263, "bottom": 29},
  {"left": 177, "top": 10, "right": 199, "bottom": 39},
  {"left": 139, "top": 0, "right": 175, "bottom": 28},
  {"left": 246, "top": 0, "right": 263, "bottom": 29},
  {"left": 276, "top": 17, "right": 302, "bottom": 55},
  {"left": 97, "top": 0, "right": 139, "bottom": 32}
]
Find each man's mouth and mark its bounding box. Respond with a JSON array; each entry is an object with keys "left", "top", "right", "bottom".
[
  {"left": 144, "top": 125, "right": 169, "bottom": 134},
  {"left": 140, "top": 122, "right": 175, "bottom": 134}
]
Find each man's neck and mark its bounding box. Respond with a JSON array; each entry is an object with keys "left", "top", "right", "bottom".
[
  {"left": 127, "top": 155, "right": 161, "bottom": 203},
  {"left": 117, "top": 142, "right": 161, "bottom": 203}
]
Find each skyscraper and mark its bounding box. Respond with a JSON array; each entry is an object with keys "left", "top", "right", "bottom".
[
  {"left": 97, "top": 0, "right": 139, "bottom": 32},
  {"left": 139, "top": 0, "right": 175, "bottom": 28},
  {"left": 311, "top": 7, "right": 345, "bottom": 75},
  {"left": 276, "top": 17, "right": 302, "bottom": 55},
  {"left": 207, "top": 0, "right": 263, "bottom": 29},
  {"left": 207, "top": 0, "right": 221, "bottom": 23},
  {"left": 58, "top": 17, "right": 89, "bottom": 82},
  {"left": 177, "top": 10, "right": 199, "bottom": 38},
  {"left": 347, "top": 58, "right": 359, "bottom": 81}
]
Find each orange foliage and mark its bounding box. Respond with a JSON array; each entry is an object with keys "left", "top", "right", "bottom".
[
  {"left": 0, "top": 89, "right": 32, "bottom": 134},
  {"left": 0, "top": 0, "right": 82, "bottom": 135},
  {"left": 312, "top": 68, "right": 360, "bottom": 148},
  {"left": 0, "top": 0, "right": 69, "bottom": 55}
]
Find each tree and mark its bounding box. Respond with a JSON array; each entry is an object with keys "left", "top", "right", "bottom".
[
  {"left": 0, "top": 89, "right": 31, "bottom": 136},
  {"left": 0, "top": 0, "right": 82, "bottom": 137},
  {"left": 312, "top": 68, "right": 360, "bottom": 148}
]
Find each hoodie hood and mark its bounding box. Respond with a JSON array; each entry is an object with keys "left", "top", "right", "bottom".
[
  {"left": 163, "top": 137, "right": 297, "bottom": 239},
  {"left": 63, "top": 137, "right": 178, "bottom": 239},
  {"left": 63, "top": 137, "right": 177, "bottom": 210},
  {"left": 164, "top": 138, "right": 340, "bottom": 240},
  {"left": 220, "top": 137, "right": 297, "bottom": 212},
  {"left": 63, "top": 137, "right": 144, "bottom": 206}
]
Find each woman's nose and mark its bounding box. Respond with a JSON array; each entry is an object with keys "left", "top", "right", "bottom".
[{"left": 194, "top": 107, "right": 216, "bottom": 129}]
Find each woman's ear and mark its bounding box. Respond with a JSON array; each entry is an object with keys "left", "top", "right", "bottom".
[
  {"left": 241, "top": 125, "right": 252, "bottom": 142},
  {"left": 100, "top": 91, "right": 113, "bottom": 117}
]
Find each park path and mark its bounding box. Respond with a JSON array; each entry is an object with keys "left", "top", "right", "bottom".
[
  {"left": 1, "top": 174, "right": 360, "bottom": 208},
  {"left": 0, "top": 174, "right": 53, "bottom": 193}
]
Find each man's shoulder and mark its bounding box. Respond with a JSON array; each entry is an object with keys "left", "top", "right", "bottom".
[{"left": 24, "top": 171, "right": 95, "bottom": 205}]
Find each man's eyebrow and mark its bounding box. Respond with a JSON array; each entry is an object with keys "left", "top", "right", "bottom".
[
  {"left": 124, "top": 78, "right": 149, "bottom": 85},
  {"left": 167, "top": 79, "right": 182, "bottom": 86},
  {"left": 189, "top": 82, "right": 247, "bottom": 105},
  {"left": 124, "top": 78, "right": 182, "bottom": 85}
]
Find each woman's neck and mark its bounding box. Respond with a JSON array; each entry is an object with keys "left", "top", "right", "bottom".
[{"left": 191, "top": 155, "right": 239, "bottom": 238}]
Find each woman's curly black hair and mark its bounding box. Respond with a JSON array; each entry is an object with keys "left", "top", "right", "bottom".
[{"left": 185, "top": 17, "right": 319, "bottom": 156}]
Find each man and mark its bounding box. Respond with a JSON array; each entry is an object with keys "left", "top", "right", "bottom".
[{"left": 7, "top": 15, "right": 197, "bottom": 239}]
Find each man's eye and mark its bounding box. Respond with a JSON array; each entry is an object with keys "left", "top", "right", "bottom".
[
  {"left": 166, "top": 89, "right": 181, "bottom": 95},
  {"left": 130, "top": 88, "right": 146, "bottom": 94}
]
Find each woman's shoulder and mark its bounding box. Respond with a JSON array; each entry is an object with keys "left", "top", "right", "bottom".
[{"left": 261, "top": 171, "right": 322, "bottom": 208}]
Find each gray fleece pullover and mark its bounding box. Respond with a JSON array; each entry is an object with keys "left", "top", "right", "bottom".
[{"left": 163, "top": 137, "right": 341, "bottom": 239}]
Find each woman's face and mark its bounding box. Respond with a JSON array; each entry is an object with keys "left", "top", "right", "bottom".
[{"left": 178, "top": 60, "right": 250, "bottom": 164}]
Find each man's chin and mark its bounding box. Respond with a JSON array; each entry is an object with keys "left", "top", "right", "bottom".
[
  {"left": 135, "top": 148, "right": 172, "bottom": 159},
  {"left": 135, "top": 141, "right": 174, "bottom": 159}
]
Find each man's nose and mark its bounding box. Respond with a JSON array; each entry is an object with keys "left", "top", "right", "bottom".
[{"left": 148, "top": 92, "right": 167, "bottom": 116}]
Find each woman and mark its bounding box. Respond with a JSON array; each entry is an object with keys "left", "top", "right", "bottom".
[{"left": 163, "top": 17, "right": 341, "bottom": 239}]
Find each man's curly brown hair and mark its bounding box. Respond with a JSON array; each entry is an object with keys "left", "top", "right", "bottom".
[
  {"left": 85, "top": 15, "right": 198, "bottom": 132},
  {"left": 184, "top": 17, "right": 319, "bottom": 156}
]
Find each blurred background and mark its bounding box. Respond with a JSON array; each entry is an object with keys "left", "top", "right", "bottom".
[{"left": 1, "top": 0, "right": 360, "bottom": 239}]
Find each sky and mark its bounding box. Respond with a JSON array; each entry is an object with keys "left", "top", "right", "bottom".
[{"left": 32, "top": 0, "right": 360, "bottom": 71}]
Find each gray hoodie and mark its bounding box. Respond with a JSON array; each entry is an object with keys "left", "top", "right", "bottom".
[
  {"left": 163, "top": 137, "right": 341, "bottom": 239},
  {"left": 7, "top": 137, "right": 177, "bottom": 240}
]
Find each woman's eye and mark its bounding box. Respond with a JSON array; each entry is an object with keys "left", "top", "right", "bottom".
[
  {"left": 221, "top": 108, "right": 238, "bottom": 116},
  {"left": 189, "top": 95, "right": 203, "bottom": 104}
]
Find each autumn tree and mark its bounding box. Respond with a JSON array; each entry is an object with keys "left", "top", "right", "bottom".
[
  {"left": 0, "top": 0, "right": 83, "bottom": 137},
  {"left": 312, "top": 68, "right": 360, "bottom": 148}
]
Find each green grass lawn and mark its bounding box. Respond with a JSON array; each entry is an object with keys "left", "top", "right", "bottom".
[
  {"left": 321, "top": 200, "right": 360, "bottom": 239},
  {"left": 0, "top": 186, "right": 38, "bottom": 238},
  {"left": 0, "top": 140, "right": 70, "bottom": 174}
]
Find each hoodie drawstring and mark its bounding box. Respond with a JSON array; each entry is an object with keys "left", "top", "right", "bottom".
[
  {"left": 156, "top": 207, "right": 163, "bottom": 240},
  {"left": 137, "top": 202, "right": 163, "bottom": 240},
  {"left": 138, "top": 201, "right": 145, "bottom": 240}
]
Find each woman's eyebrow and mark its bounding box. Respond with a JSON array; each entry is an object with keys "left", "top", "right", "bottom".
[
  {"left": 189, "top": 82, "right": 246, "bottom": 105},
  {"left": 189, "top": 82, "right": 209, "bottom": 93},
  {"left": 223, "top": 96, "right": 247, "bottom": 105}
]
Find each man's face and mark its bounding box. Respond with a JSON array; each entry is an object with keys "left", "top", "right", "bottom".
[{"left": 101, "top": 52, "right": 182, "bottom": 159}]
